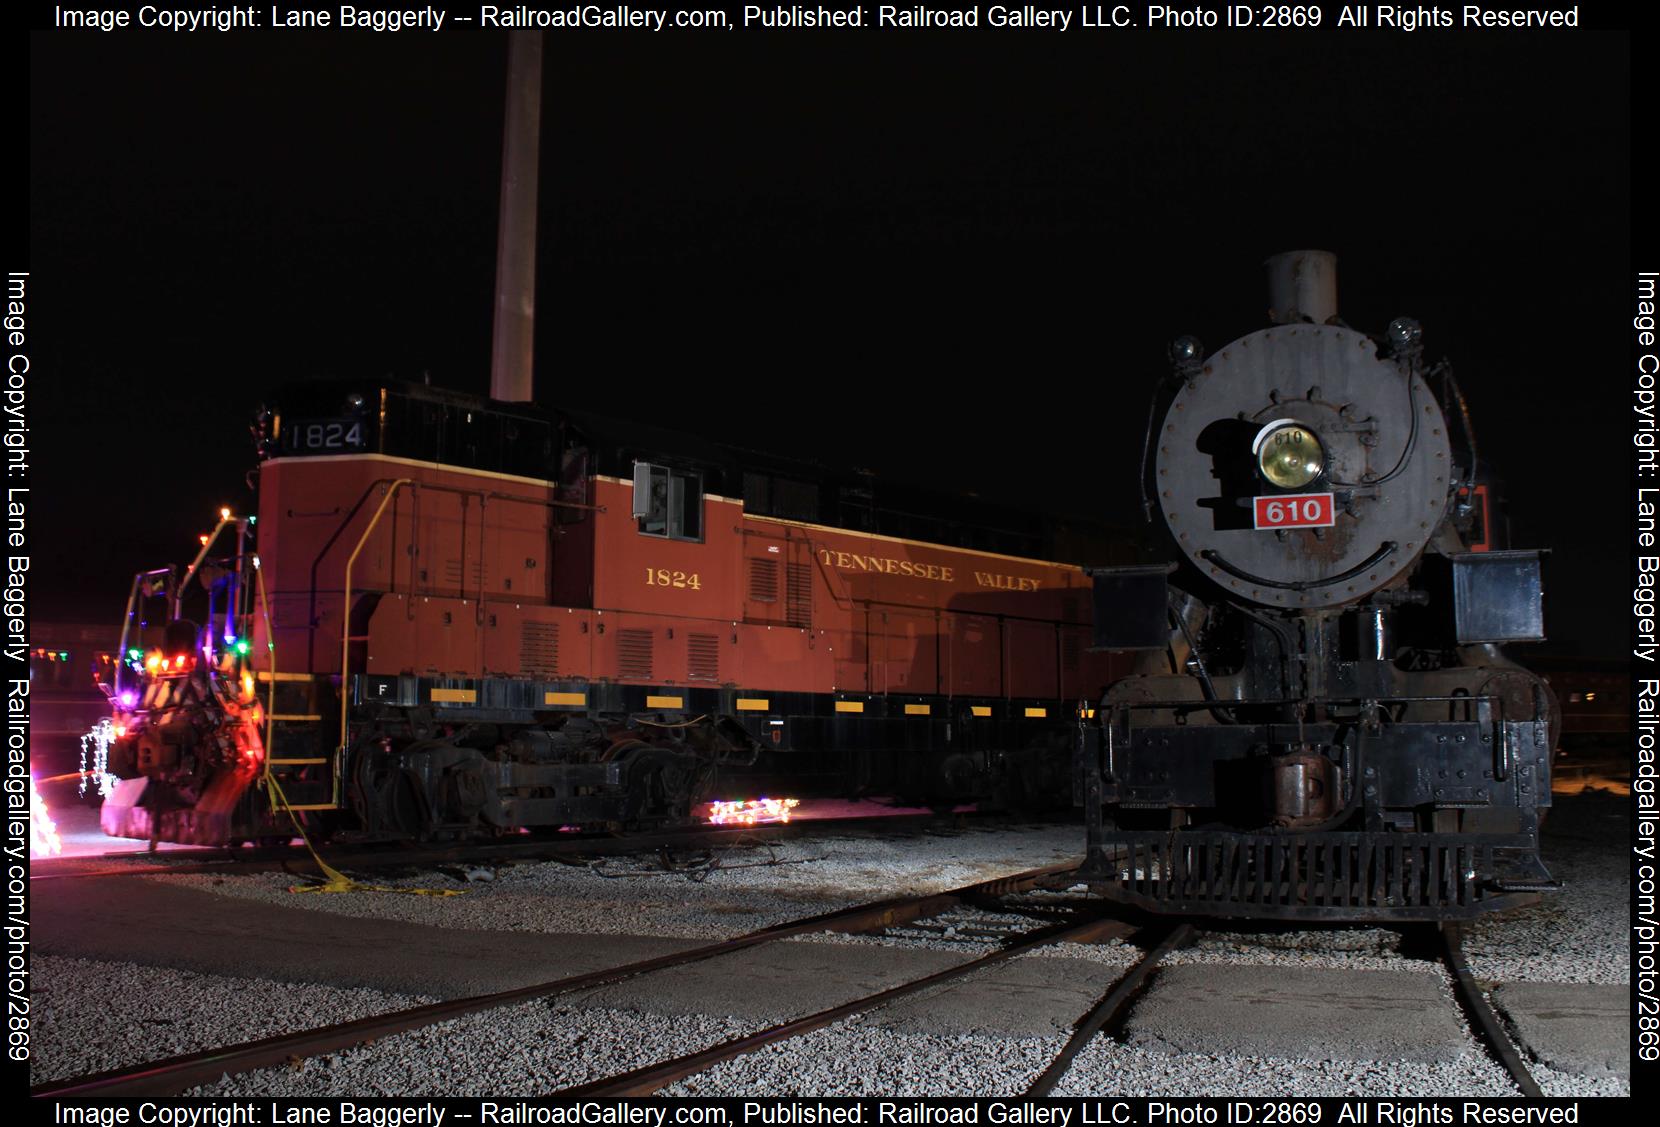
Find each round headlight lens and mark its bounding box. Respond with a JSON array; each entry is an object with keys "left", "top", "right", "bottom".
[{"left": 1257, "top": 424, "right": 1325, "bottom": 489}]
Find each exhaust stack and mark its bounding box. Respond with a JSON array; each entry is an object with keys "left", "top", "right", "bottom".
[
  {"left": 1265, "top": 249, "right": 1338, "bottom": 326},
  {"left": 489, "top": 32, "right": 542, "bottom": 404}
]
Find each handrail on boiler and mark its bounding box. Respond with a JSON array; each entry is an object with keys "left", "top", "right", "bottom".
[{"left": 340, "top": 479, "right": 414, "bottom": 760}]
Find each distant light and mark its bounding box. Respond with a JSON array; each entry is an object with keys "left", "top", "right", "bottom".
[
  {"left": 220, "top": 507, "right": 232, "bottom": 521},
  {"left": 199, "top": 534, "right": 210, "bottom": 546}
]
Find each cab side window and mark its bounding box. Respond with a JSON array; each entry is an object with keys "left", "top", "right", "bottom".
[{"left": 633, "top": 463, "right": 703, "bottom": 541}]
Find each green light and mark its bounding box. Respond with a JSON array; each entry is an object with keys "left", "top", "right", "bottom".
[
  {"left": 235, "top": 640, "right": 250, "bottom": 655},
  {"left": 59, "top": 651, "right": 69, "bottom": 661},
  {"left": 127, "top": 648, "right": 142, "bottom": 659}
]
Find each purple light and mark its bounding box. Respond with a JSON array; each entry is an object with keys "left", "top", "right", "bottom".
[{"left": 118, "top": 691, "right": 137, "bottom": 708}]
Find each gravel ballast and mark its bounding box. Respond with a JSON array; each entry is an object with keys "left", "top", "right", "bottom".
[{"left": 33, "top": 793, "right": 1632, "bottom": 1097}]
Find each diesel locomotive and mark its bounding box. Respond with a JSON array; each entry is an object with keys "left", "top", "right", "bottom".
[
  {"left": 1081, "top": 251, "right": 1558, "bottom": 921},
  {"left": 96, "top": 382, "right": 1128, "bottom": 845}
]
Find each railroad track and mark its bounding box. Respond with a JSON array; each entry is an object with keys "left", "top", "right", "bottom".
[
  {"left": 30, "top": 860, "right": 1084, "bottom": 1097},
  {"left": 557, "top": 919, "right": 1544, "bottom": 1098},
  {"left": 32, "top": 862, "right": 1546, "bottom": 1099},
  {"left": 31, "top": 809, "right": 1022, "bottom": 883}
]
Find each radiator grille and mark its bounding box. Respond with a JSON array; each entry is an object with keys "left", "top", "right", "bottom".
[
  {"left": 785, "top": 563, "right": 813, "bottom": 628},
  {"left": 617, "top": 629, "right": 654, "bottom": 680},
  {"left": 748, "top": 558, "right": 779, "bottom": 603},
  {"left": 688, "top": 633, "right": 720, "bottom": 681},
  {"left": 519, "top": 621, "right": 558, "bottom": 677}
]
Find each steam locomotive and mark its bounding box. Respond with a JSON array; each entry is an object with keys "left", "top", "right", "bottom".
[
  {"left": 1080, "top": 251, "right": 1557, "bottom": 921},
  {"left": 96, "top": 384, "right": 1128, "bottom": 845}
]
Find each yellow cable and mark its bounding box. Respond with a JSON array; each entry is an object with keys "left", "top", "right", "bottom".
[{"left": 265, "top": 771, "right": 464, "bottom": 897}]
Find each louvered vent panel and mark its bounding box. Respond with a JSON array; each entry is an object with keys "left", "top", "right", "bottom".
[
  {"left": 520, "top": 621, "right": 559, "bottom": 677},
  {"left": 748, "top": 558, "right": 779, "bottom": 603},
  {"left": 786, "top": 563, "right": 813, "bottom": 628},
  {"left": 618, "top": 629, "right": 654, "bottom": 680},
  {"left": 442, "top": 559, "right": 484, "bottom": 589},
  {"left": 688, "top": 633, "right": 720, "bottom": 681}
]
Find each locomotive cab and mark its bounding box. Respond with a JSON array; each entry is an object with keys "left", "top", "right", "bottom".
[{"left": 1080, "top": 252, "right": 1556, "bottom": 922}]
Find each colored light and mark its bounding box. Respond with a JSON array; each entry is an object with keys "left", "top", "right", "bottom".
[
  {"left": 79, "top": 719, "right": 119, "bottom": 800},
  {"left": 199, "top": 534, "right": 210, "bottom": 546},
  {"left": 30, "top": 777, "right": 62, "bottom": 856},
  {"left": 220, "top": 507, "right": 232, "bottom": 521},
  {"left": 118, "top": 691, "right": 136, "bottom": 708},
  {"left": 235, "top": 640, "right": 250, "bottom": 655},
  {"left": 127, "top": 648, "right": 142, "bottom": 659},
  {"left": 145, "top": 654, "right": 162, "bottom": 673}
]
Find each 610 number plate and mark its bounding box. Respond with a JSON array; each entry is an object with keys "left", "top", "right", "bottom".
[{"left": 1253, "top": 493, "right": 1335, "bottom": 530}]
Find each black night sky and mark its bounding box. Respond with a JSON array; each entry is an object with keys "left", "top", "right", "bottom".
[{"left": 26, "top": 13, "right": 1634, "bottom": 656}]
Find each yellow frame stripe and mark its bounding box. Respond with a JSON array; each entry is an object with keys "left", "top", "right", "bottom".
[
  {"left": 1024, "top": 707, "right": 1048, "bottom": 718},
  {"left": 646, "top": 695, "right": 685, "bottom": 709},
  {"left": 904, "top": 704, "right": 931, "bottom": 716},
  {"left": 431, "top": 688, "right": 477, "bottom": 704},
  {"left": 971, "top": 706, "right": 992, "bottom": 717},
  {"left": 545, "top": 692, "right": 586, "bottom": 707},
  {"left": 835, "top": 700, "right": 865, "bottom": 714},
  {"left": 736, "top": 698, "right": 770, "bottom": 711}
]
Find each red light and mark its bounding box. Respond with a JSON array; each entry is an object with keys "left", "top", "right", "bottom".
[{"left": 199, "top": 534, "right": 210, "bottom": 546}]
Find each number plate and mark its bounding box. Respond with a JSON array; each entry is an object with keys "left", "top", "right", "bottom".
[
  {"left": 1253, "top": 492, "right": 1335, "bottom": 530},
  {"left": 282, "top": 417, "right": 367, "bottom": 453}
]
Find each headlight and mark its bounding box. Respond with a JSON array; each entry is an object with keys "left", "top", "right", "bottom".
[{"left": 1255, "top": 421, "right": 1325, "bottom": 489}]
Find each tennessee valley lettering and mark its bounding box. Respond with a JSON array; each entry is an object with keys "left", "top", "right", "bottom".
[{"left": 815, "top": 548, "right": 1048, "bottom": 592}]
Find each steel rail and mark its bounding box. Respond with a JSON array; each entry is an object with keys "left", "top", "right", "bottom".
[
  {"left": 1441, "top": 923, "right": 1543, "bottom": 1097},
  {"left": 558, "top": 907, "right": 1134, "bottom": 1096},
  {"left": 28, "top": 810, "right": 1028, "bottom": 882},
  {"left": 1024, "top": 922, "right": 1194, "bottom": 1096},
  {"left": 30, "top": 861, "right": 1079, "bottom": 1097}
]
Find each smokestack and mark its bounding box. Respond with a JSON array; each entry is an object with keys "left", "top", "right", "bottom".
[
  {"left": 1265, "top": 249, "right": 1338, "bottom": 326},
  {"left": 490, "top": 32, "right": 542, "bottom": 403}
]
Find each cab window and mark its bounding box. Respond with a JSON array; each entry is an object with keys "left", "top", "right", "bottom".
[{"left": 633, "top": 463, "right": 703, "bottom": 541}]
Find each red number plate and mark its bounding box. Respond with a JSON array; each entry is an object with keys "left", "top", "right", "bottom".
[{"left": 1253, "top": 493, "right": 1335, "bottom": 530}]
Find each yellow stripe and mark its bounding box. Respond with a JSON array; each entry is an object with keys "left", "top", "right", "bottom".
[
  {"left": 1024, "top": 707, "right": 1047, "bottom": 718},
  {"left": 646, "top": 695, "right": 684, "bottom": 709},
  {"left": 835, "top": 700, "right": 865, "bottom": 714},
  {"left": 269, "top": 714, "right": 322, "bottom": 722},
  {"left": 545, "top": 691, "right": 586, "bottom": 707},
  {"left": 904, "top": 704, "right": 931, "bottom": 716},
  {"left": 267, "top": 452, "right": 556, "bottom": 491},
  {"left": 269, "top": 758, "right": 329, "bottom": 766},
  {"left": 746, "top": 514, "right": 1087, "bottom": 573},
  {"left": 431, "top": 688, "right": 477, "bottom": 704},
  {"left": 736, "top": 698, "right": 770, "bottom": 711},
  {"left": 256, "top": 671, "right": 314, "bottom": 682},
  {"left": 971, "top": 706, "right": 992, "bottom": 718}
]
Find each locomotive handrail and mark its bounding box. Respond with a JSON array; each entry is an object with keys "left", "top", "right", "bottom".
[
  {"left": 113, "top": 566, "right": 177, "bottom": 698},
  {"left": 340, "top": 479, "right": 414, "bottom": 758}
]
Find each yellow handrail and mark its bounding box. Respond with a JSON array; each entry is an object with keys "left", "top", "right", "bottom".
[{"left": 340, "top": 479, "right": 413, "bottom": 759}]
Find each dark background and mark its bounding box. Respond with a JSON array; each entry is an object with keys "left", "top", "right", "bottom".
[{"left": 28, "top": 19, "right": 1631, "bottom": 655}]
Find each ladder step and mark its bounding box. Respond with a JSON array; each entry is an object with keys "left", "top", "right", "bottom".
[
  {"left": 269, "top": 758, "right": 329, "bottom": 766},
  {"left": 270, "top": 714, "right": 323, "bottom": 722}
]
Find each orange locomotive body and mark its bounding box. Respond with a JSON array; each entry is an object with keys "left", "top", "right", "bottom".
[{"left": 100, "top": 381, "right": 1125, "bottom": 844}]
